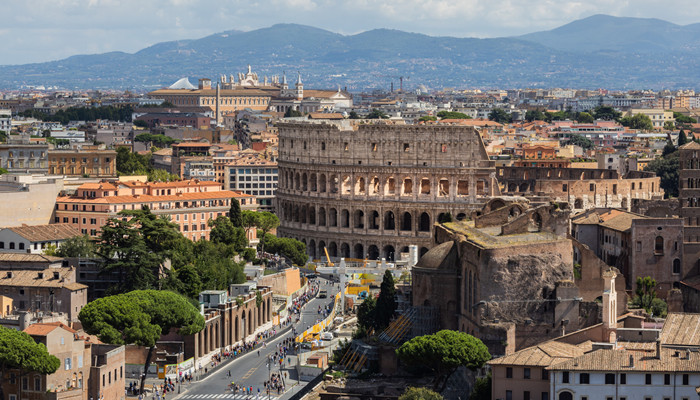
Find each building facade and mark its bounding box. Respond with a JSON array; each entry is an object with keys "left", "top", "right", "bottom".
[
  {"left": 0, "top": 224, "right": 81, "bottom": 254},
  {"left": 0, "top": 137, "right": 48, "bottom": 174},
  {"left": 48, "top": 148, "right": 116, "bottom": 178},
  {"left": 276, "top": 121, "right": 498, "bottom": 261},
  {"left": 225, "top": 153, "right": 278, "bottom": 212},
  {"left": 54, "top": 179, "right": 247, "bottom": 240}
]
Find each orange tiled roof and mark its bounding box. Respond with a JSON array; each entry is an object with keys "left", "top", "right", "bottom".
[
  {"left": 57, "top": 190, "right": 246, "bottom": 205},
  {"left": 24, "top": 322, "right": 77, "bottom": 336},
  {"left": 6, "top": 223, "right": 81, "bottom": 242}
]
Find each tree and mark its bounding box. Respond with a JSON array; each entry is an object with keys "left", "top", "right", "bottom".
[
  {"left": 0, "top": 326, "right": 60, "bottom": 400},
  {"left": 576, "top": 112, "right": 594, "bottom": 124},
  {"left": 374, "top": 270, "right": 397, "bottom": 331},
  {"left": 399, "top": 387, "right": 443, "bottom": 400},
  {"left": 664, "top": 120, "right": 676, "bottom": 131},
  {"left": 488, "top": 108, "right": 511, "bottom": 124},
  {"left": 396, "top": 330, "right": 490, "bottom": 391},
  {"left": 116, "top": 146, "right": 151, "bottom": 175},
  {"left": 470, "top": 372, "right": 492, "bottom": 400},
  {"left": 229, "top": 198, "right": 243, "bottom": 227},
  {"left": 147, "top": 168, "right": 179, "bottom": 182},
  {"left": 262, "top": 234, "right": 307, "bottom": 266},
  {"left": 419, "top": 116, "right": 437, "bottom": 122},
  {"left": 437, "top": 111, "right": 470, "bottom": 120},
  {"left": 348, "top": 111, "right": 360, "bottom": 119},
  {"left": 356, "top": 295, "right": 377, "bottom": 334},
  {"left": 593, "top": 105, "right": 622, "bottom": 121},
  {"left": 79, "top": 290, "right": 204, "bottom": 394},
  {"left": 172, "top": 264, "right": 202, "bottom": 299},
  {"left": 634, "top": 276, "right": 658, "bottom": 312},
  {"left": 647, "top": 149, "right": 679, "bottom": 198},
  {"left": 284, "top": 108, "right": 303, "bottom": 118},
  {"left": 0, "top": 167, "right": 6, "bottom": 175},
  {"left": 54, "top": 235, "right": 96, "bottom": 258},
  {"left": 673, "top": 112, "right": 697, "bottom": 125},
  {"left": 208, "top": 216, "right": 247, "bottom": 251},
  {"left": 524, "top": 109, "right": 545, "bottom": 122},
  {"left": 619, "top": 113, "right": 654, "bottom": 131},
  {"left": 678, "top": 129, "right": 689, "bottom": 147},
  {"left": 256, "top": 212, "right": 280, "bottom": 257},
  {"left": 241, "top": 210, "right": 260, "bottom": 234},
  {"left": 133, "top": 119, "right": 149, "bottom": 128},
  {"left": 366, "top": 109, "right": 389, "bottom": 119},
  {"left": 568, "top": 134, "right": 594, "bottom": 150}
]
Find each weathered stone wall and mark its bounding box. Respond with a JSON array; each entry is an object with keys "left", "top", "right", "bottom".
[{"left": 276, "top": 121, "right": 497, "bottom": 261}]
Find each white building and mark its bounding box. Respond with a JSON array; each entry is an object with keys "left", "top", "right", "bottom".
[
  {"left": 0, "top": 224, "right": 81, "bottom": 254},
  {"left": 625, "top": 108, "right": 675, "bottom": 129},
  {"left": 0, "top": 109, "right": 11, "bottom": 133},
  {"left": 225, "top": 152, "right": 278, "bottom": 212}
]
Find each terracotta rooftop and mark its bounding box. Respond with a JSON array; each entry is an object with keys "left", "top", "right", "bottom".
[
  {"left": 489, "top": 341, "right": 591, "bottom": 367},
  {"left": 660, "top": 313, "right": 700, "bottom": 346},
  {"left": 0, "top": 253, "right": 63, "bottom": 263},
  {"left": 57, "top": 190, "right": 241, "bottom": 205},
  {"left": 4, "top": 224, "right": 81, "bottom": 243},
  {"left": 549, "top": 348, "right": 700, "bottom": 372},
  {"left": 24, "top": 321, "right": 77, "bottom": 336},
  {"left": 0, "top": 267, "right": 86, "bottom": 290}
]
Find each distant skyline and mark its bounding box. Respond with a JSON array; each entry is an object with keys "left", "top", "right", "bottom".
[{"left": 2, "top": 0, "right": 699, "bottom": 65}]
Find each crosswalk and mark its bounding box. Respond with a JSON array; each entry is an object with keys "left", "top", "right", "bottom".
[{"left": 180, "top": 394, "right": 278, "bottom": 399}]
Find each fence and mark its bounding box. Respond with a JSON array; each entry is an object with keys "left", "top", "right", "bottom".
[{"left": 295, "top": 292, "right": 341, "bottom": 343}]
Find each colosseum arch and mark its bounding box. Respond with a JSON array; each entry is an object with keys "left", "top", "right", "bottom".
[
  {"left": 341, "top": 209, "right": 350, "bottom": 228},
  {"left": 318, "top": 240, "right": 326, "bottom": 256},
  {"left": 369, "top": 211, "right": 380, "bottom": 229},
  {"left": 319, "top": 174, "right": 327, "bottom": 193},
  {"left": 330, "top": 175, "right": 338, "bottom": 193},
  {"left": 574, "top": 198, "right": 583, "bottom": 209},
  {"left": 401, "top": 212, "right": 413, "bottom": 231},
  {"left": 300, "top": 205, "right": 308, "bottom": 224},
  {"left": 310, "top": 173, "right": 317, "bottom": 192},
  {"left": 295, "top": 173, "right": 301, "bottom": 190},
  {"left": 383, "top": 245, "right": 395, "bottom": 261},
  {"left": 458, "top": 180, "right": 469, "bottom": 196},
  {"left": 302, "top": 173, "right": 308, "bottom": 191},
  {"left": 519, "top": 183, "right": 529, "bottom": 192},
  {"left": 402, "top": 178, "right": 413, "bottom": 195},
  {"left": 354, "top": 243, "right": 364, "bottom": 259},
  {"left": 355, "top": 177, "right": 366, "bottom": 195},
  {"left": 340, "top": 243, "right": 350, "bottom": 258},
  {"left": 456, "top": 212, "right": 467, "bottom": 221},
  {"left": 293, "top": 205, "right": 300, "bottom": 222},
  {"left": 318, "top": 207, "right": 327, "bottom": 226},
  {"left": 309, "top": 239, "right": 317, "bottom": 258},
  {"left": 385, "top": 177, "right": 396, "bottom": 195},
  {"left": 385, "top": 211, "right": 396, "bottom": 230},
  {"left": 354, "top": 210, "right": 365, "bottom": 229},
  {"left": 439, "top": 179, "right": 450, "bottom": 196},
  {"left": 420, "top": 178, "right": 431, "bottom": 195},
  {"left": 531, "top": 212, "right": 543, "bottom": 231},
  {"left": 328, "top": 242, "right": 338, "bottom": 257},
  {"left": 309, "top": 207, "right": 316, "bottom": 225},
  {"left": 342, "top": 176, "right": 352, "bottom": 194},
  {"left": 370, "top": 176, "right": 381, "bottom": 195},
  {"left": 329, "top": 208, "right": 338, "bottom": 227},
  {"left": 419, "top": 212, "right": 431, "bottom": 232},
  {"left": 368, "top": 245, "right": 380, "bottom": 260}
]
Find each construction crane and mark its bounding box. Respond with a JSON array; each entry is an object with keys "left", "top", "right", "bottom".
[{"left": 324, "top": 247, "right": 334, "bottom": 267}]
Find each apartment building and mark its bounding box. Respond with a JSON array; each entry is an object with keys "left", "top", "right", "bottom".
[
  {"left": 48, "top": 147, "right": 116, "bottom": 178},
  {"left": 0, "top": 136, "right": 49, "bottom": 173},
  {"left": 0, "top": 224, "right": 81, "bottom": 254},
  {"left": 225, "top": 153, "right": 278, "bottom": 212},
  {"left": 625, "top": 108, "right": 674, "bottom": 129},
  {"left": 54, "top": 179, "right": 255, "bottom": 240}
]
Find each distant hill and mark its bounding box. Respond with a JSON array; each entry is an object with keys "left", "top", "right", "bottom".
[
  {"left": 517, "top": 14, "right": 700, "bottom": 53},
  {"left": 1, "top": 17, "right": 700, "bottom": 90}
]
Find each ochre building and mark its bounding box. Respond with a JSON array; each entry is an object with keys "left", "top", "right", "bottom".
[{"left": 276, "top": 121, "right": 498, "bottom": 261}]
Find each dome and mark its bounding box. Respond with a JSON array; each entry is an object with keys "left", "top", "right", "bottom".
[{"left": 168, "top": 77, "right": 196, "bottom": 90}]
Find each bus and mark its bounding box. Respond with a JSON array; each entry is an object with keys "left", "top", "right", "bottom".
[{"left": 318, "top": 290, "right": 328, "bottom": 298}]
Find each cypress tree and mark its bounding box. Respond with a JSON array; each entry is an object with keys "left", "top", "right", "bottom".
[{"left": 229, "top": 198, "right": 243, "bottom": 227}]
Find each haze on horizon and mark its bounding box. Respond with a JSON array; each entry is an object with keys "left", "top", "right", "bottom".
[{"left": 2, "top": 0, "right": 699, "bottom": 66}]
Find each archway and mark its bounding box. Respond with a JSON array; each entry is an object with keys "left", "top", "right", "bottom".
[
  {"left": 574, "top": 198, "right": 583, "bottom": 209},
  {"left": 310, "top": 173, "right": 317, "bottom": 192},
  {"left": 318, "top": 241, "right": 326, "bottom": 258},
  {"left": 309, "top": 240, "right": 317, "bottom": 259},
  {"left": 329, "top": 208, "right": 337, "bottom": 227},
  {"left": 369, "top": 211, "right": 380, "bottom": 229},
  {"left": 355, "top": 177, "right": 366, "bottom": 194},
  {"left": 354, "top": 210, "right": 365, "bottom": 229},
  {"left": 383, "top": 245, "right": 395, "bottom": 261},
  {"left": 532, "top": 212, "right": 543, "bottom": 231},
  {"left": 300, "top": 205, "right": 308, "bottom": 224},
  {"left": 385, "top": 177, "right": 396, "bottom": 195},
  {"left": 354, "top": 243, "right": 364, "bottom": 259},
  {"left": 308, "top": 207, "right": 316, "bottom": 225},
  {"left": 340, "top": 243, "right": 351, "bottom": 258},
  {"left": 456, "top": 213, "right": 467, "bottom": 221},
  {"left": 368, "top": 245, "right": 380, "bottom": 260},
  {"left": 341, "top": 209, "right": 350, "bottom": 228},
  {"left": 318, "top": 207, "right": 326, "bottom": 226},
  {"left": 384, "top": 211, "right": 395, "bottom": 230},
  {"left": 330, "top": 175, "right": 338, "bottom": 193},
  {"left": 370, "top": 176, "right": 381, "bottom": 195},
  {"left": 419, "top": 212, "right": 431, "bottom": 232},
  {"left": 319, "top": 174, "right": 327, "bottom": 192},
  {"left": 401, "top": 212, "right": 412, "bottom": 231},
  {"left": 402, "top": 178, "right": 413, "bottom": 195},
  {"left": 248, "top": 309, "right": 253, "bottom": 336},
  {"left": 342, "top": 176, "right": 352, "bottom": 194},
  {"left": 234, "top": 316, "right": 239, "bottom": 342},
  {"left": 302, "top": 173, "right": 308, "bottom": 191},
  {"left": 329, "top": 242, "right": 338, "bottom": 257},
  {"left": 558, "top": 392, "right": 573, "bottom": 400}
]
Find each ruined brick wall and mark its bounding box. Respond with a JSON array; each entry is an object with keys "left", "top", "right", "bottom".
[{"left": 572, "top": 238, "right": 627, "bottom": 316}]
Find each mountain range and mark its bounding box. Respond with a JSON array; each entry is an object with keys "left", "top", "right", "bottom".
[{"left": 2, "top": 14, "right": 700, "bottom": 91}]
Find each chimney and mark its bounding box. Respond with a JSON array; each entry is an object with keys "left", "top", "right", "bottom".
[
  {"left": 655, "top": 340, "right": 661, "bottom": 359},
  {"left": 629, "top": 354, "right": 634, "bottom": 368},
  {"left": 602, "top": 269, "right": 617, "bottom": 343}
]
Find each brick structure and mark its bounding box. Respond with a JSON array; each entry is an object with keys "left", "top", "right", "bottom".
[
  {"left": 47, "top": 147, "right": 116, "bottom": 178},
  {"left": 276, "top": 121, "right": 498, "bottom": 261},
  {"left": 497, "top": 166, "right": 664, "bottom": 212},
  {"left": 679, "top": 141, "right": 700, "bottom": 275}
]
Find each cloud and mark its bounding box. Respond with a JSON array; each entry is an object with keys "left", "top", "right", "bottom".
[{"left": 1, "top": 0, "right": 699, "bottom": 65}]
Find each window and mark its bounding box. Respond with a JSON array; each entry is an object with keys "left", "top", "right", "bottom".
[
  {"left": 541, "top": 369, "right": 549, "bottom": 380},
  {"left": 506, "top": 367, "right": 513, "bottom": 378},
  {"left": 524, "top": 368, "right": 531, "bottom": 379},
  {"left": 541, "top": 393, "right": 548, "bottom": 400},
  {"left": 579, "top": 373, "right": 590, "bottom": 384},
  {"left": 22, "top": 377, "right": 28, "bottom": 391},
  {"left": 590, "top": 183, "right": 595, "bottom": 191},
  {"left": 673, "top": 259, "right": 681, "bottom": 275},
  {"left": 655, "top": 236, "right": 664, "bottom": 254},
  {"left": 646, "top": 373, "right": 652, "bottom": 384},
  {"left": 605, "top": 373, "right": 615, "bottom": 384},
  {"left": 65, "top": 357, "right": 72, "bottom": 370},
  {"left": 505, "top": 391, "right": 512, "bottom": 400},
  {"left": 403, "top": 143, "right": 410, "bottom": 152},
  {"left": 665, "top": 373, "right": 671, "bottom": 385},
  {"left": 683, "top": 374, "right": 689, "bottom": 385},
  {"left": 620, "top": 373, "right": 626, "bottom": 384},
  {"left": 18, "top": 243, "right": 24, "bottom": 250},
  {"left": 524, "top": 391, "right": 530, "bottom": 400},
  {"left": 562, "top": 371, "right": 569, "bottom": 383},
  {"left": 34, "top": 376, "right": 41, "bottom": 391},
  {"left": 562, "top": 184, "right": 568, "bottom": 191}
]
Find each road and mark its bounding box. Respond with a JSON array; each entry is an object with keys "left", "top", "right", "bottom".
[{"left": 175, "top": 278, "right": 340, "bottom": 400}]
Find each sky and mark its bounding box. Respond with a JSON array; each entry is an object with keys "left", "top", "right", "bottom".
[{"left": 2, "top": 0, "right": 700, "bottom": 65}]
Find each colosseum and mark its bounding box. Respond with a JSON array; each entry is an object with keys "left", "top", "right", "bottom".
[{"left": 276, "top": 120, "right": 498, "bottom": 261}]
